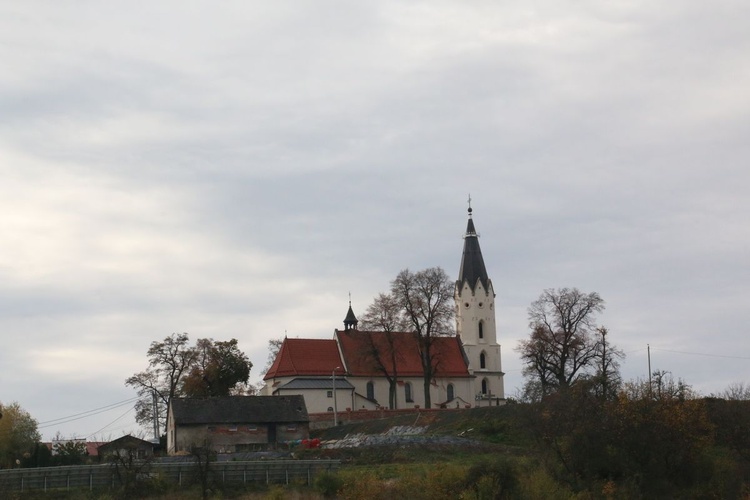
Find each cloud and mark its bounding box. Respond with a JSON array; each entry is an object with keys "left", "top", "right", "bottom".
[{"left": 0, "top": 1, "right": 748, "bottom": 439}]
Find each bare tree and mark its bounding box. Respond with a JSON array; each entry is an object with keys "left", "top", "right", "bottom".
[
  {"left": 126, "top": 334, "right": 252, "bottom": 435},
  {"left": 715, "top": 381, "right": 750, "bottom": 400},
  {"left": 621, "top": 371, "right": 696, "bottom": 401},
  {"left": 592, "top": 326, "right": 624, "bottom": 400},
  {"left": 126, "top": 333, "right": 197, "bottom": 434},
  {"left": 517, "top": 288, "right": 609, "bottom": 397},
  {"left": 263, "top": 338, "right": 284, "bottom": 376},
  {"left": 190, "top": 442, "right": 216, "bottom": 500},
  {"left": 359, "top": 293, "right": 408, "bottom": 408},
  {"left": 106, "top": 442, "right": 157, "bottom": 497},
  {"left": 391, "top": 267, "right": 455, "bottom": 408}
]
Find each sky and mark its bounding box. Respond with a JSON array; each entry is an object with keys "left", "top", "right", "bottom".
[{"left": 1, "top": 1, "right": 748, "bottom": 441}]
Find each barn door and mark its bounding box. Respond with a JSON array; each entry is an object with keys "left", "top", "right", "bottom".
[{"left": 268, "top": 424, "right": 277, "bottom": 448}]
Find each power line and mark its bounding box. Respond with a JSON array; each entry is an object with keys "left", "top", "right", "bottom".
[
  {"left": 37, "top": 397, "right": 140, "bottom": 429},
  {"left": 86, "top": 406, "right": 135, "bottom": 440},
  {"left": 650, "top": 347, "right": 750, "bottom": 361}
]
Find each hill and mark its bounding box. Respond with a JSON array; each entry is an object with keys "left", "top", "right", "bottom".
[{"left": 312, "top": 405, "right": 525, "bottom": 444}]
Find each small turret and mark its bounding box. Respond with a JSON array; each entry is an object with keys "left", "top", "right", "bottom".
[{"left": 343, "top": 299, "right": 358, "bottom": 331}]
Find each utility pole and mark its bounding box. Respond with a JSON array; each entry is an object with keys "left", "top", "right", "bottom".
[
  {"left": 647, "top": 344, "right": 652, "bottom": 398},
  {"left": 332, "top": 367, "right": 341, "bottom": 426},
  {"left": 152, "top": 389, "right": 160, "bottom": 444}
]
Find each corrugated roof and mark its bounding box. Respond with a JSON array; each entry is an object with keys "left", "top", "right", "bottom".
[
  {"left": 336, "top": 330, "right": 470, "bottom": 378},
  {"left": 263, "top": 338, "right": 343, "bottom": 380},
  {"left": 277, "top": 377, "right": 354, "bottom": 390},
  {"left": 170, "top": 396, "right": 308, "bottom": 424}
]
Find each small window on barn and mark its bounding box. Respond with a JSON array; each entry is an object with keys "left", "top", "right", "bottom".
[
  {"left": 287, "top": 425, "right": 297, "bottom": 431},
  {"left": 247, "top": 425, "right": 258, "bottom": 432},
  {"left": 327, "top": 407, "right": 333, "bottom": 412},
  {"left": 207, "top": 426, "right": 216, "bottom": 433},
  {"left": 327, "top": 390, "right": 333, "bottom": 398},
  {"left": 228, "top": 426, "right": 238, "bottom": 432}
]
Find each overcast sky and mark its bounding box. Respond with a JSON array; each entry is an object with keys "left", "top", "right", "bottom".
[{"left": 1, "top": 1, "right": 748, "bottom": 441}]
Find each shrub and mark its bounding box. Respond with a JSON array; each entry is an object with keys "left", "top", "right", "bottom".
[
  {"left": 464, "top": 457, "right": 518, "bottom": 499},
  {"left": 315, "top": 471, "right": 344, "bottom": 498},
  {"left": 338, "top": 469, "right": 387, "bottom": 500}
]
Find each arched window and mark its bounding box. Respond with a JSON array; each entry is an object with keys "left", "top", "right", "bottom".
[
  {"left": 405, "top": 382, "right": 413, "bottom": 402},
  {"left": 480, "top": 351, "right": 487, "bottom": 369},
  {"left": 478, "top": 320, "right": 484, "bottom": 339},
  {"left": 481, "top": 379, "right": 489, "bottom": 395},
  {"left": 366, "top": 381, "right": 375, "bottom": 400},
  {"left": 447, "top": 384, "right": 454, "bottom": 401}
]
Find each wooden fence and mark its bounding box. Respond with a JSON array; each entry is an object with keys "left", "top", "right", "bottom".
[{"left": 0, "top": 459, "right": 340, "bottom": 493}]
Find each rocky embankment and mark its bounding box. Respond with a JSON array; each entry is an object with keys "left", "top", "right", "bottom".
[{"left": 320, "top": 425, "right": 480, "bottom": 449}]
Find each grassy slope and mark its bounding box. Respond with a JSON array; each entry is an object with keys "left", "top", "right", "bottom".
[
  {"left": 305, "top": 405, "right": 532, "bottom": 466},
  {"left": 312, "top": 405, "right": 527, "bottom": 443}
]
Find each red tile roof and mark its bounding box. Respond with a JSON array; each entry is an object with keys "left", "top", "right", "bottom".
[
  {"left": 264, "top": 332, "right": 470, "bottom": 380},
  {"left": 263, "top": 338, "right": 343, "bottom": 380},
  {"left": 336, "top": 330, "right": 470, "bottom": 378}
]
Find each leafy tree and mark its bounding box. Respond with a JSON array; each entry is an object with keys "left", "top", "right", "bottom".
[
  {"left": 52, "top": 433, "right": 88, "bottom": 465},
  {"left": 526, "top": 376, "right": 714, "bottom": 496},
  {"left": 706, "top": 382, "right": 750, "bottom": 462},
  {"left": 182, "top": 338, "right": 252, "bottom": 397},
  {"left": 126, "top": 333, "right": 252, "bottom": 434},
  {"left": 0, "top": 401, "right": 41, "bottom": 468},
  {"left": 517, "top": 288, "right": 617, "bottom": 398},
  {"left": 391, "top": 267, "right": 455, "bottom": 408},
  {"left": 21, "top": 441, "right": 53, "bottom": 468}
]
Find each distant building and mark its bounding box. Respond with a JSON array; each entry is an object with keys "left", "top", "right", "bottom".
[
  {"left": 166, "top": 396, "right": 309, "bottom": 455},
  {"left": 262, "top": 205, "right": 505, "bottom": 410},
  {"left": 98, "top": 435, "right": 155, "bottom": 461}
]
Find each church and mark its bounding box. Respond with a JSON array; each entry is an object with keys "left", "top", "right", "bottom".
[{"left": 261, "top": 205, "right": 504, "bottom": 412}]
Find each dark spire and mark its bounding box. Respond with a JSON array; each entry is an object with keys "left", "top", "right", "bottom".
[
  {"left": 458, "top": 198, "right": 490, "bottom": 292},
  {"left": 343, "top": 295, "right": 358, "bottom": 330}
]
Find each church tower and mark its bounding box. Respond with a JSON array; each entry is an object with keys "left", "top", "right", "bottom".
[{"left": 455, "top": 201, "right": 505, "bottom": 400}]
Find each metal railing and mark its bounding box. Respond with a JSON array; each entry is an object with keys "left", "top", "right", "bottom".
[{"left": 0, "top": 459, "right": 340, "bottom": 493}]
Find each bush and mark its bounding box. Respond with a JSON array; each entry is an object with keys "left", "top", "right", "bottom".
[
  {"left": 338, "top": 469, "right": 387, "bottom": 500},
  {"left": 464, "top": 457, "right": 518, "bottom": 499},
  {"left": 315, "top": 471, "right": 343, "bottom": 498},
  {"left": 517, "top": 466, "right": 574, "bottom": 500}
]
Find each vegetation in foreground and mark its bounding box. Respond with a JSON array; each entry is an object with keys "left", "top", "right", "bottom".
[{"left": 2, "top": 389, "right": 750, "bottom": 499}]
